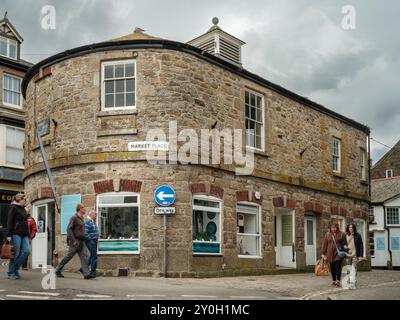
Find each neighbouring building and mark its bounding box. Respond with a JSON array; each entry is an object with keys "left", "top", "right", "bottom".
[
  {"left": 370, "top": 140, "right": 400, "bottom": 269},
  {"left": 0, "top": 14, "right": 32, "bottom": 227},
  {"left": 22, "top": 19, "right": 371, "bottom": 277}
]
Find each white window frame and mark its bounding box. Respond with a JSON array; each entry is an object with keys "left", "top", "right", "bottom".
[
  {"left": 192, "top": 195, "right": 223, "bottom": 256},
  {"left": 332, "top": 137, "right": 341, "bottom": 173},
  {"left": 331, "top": 215, "right": 345, "bottom": 232},
  {"left": 0, "top": 36, "right": 18, "bottom": 60},
  {"left": 386, "top": 169, "right": 394, "bottom": 178},
  {"left": 96, "top": 192, "right": 140, "bottom": 255},
  {"left": 353, "top": 218, "right": 367, "bottom": 258},
  {"left": 5, "top": 125, "right": 24, "bottom": 169},
  {"left": 245, "top": 89, "right": 265, "bottom": 152},
  {"left": 2, "top": 73, "right": 22, "bottom": 108},
  {"left": 386, "top": 207, "right": 400, "bottom": 226},
  {"left": 237, "top": 202, "right": 262, "bottom": 259},
  {"left": 101, "top": 59, "right": 136, "bottom": 111},
  {"left": 360, "top": 149, "right": 366, "bottom": 181}
]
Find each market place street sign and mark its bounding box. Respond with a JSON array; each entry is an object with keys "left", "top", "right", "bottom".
[{"left": 128, "top": 141, "right": 169, "bottom": 151}]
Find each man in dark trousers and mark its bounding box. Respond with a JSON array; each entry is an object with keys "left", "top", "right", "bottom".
[{"left": 55, "top": 203, "right": 92, "bottom": 279}]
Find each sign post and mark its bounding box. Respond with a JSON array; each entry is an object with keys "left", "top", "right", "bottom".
[{"left": 154, "top": 185, "right": 176, "bottom": 278}]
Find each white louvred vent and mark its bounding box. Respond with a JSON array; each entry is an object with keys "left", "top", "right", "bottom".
[{"left": 187, "top": 17, "right": 245, "bottom": 66}]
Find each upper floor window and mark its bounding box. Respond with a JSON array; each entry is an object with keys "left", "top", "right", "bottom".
[
  {"left": 359, "top": 149, "right": 366, "bottom": 181},
  {"left": 332, "top": 137, "right": 341, "bottom": 173},
  {"left": 0, "top": 36, "right": 17, "bottom": 60},
  {"left": 386, "top": 207, "right": 399, "bottom": 226},
  {"left": 101, "top": 60, "right": 136, "bottom": 111},
  {"left": 6, "top": 126, "right": 24, "bottom": 167},
  {"left": 386, "top": 169, "right": 394, "bottom": 178},
  {"left": 3, "top": 74, "right": 22, "bottom": 108},
  {"left": 245, "top": 90, "right": 264, "bottom": 151}
]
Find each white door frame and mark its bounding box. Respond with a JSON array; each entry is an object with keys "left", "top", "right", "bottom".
[
  {"left": 275, "top": 209, "right": 296, "bottom": 268},
  {"left": 305, "top": 215, "right": 317, "bottom": 265},
  {"left": 31, "top": 199, "right": 54, "bottom": 269}
]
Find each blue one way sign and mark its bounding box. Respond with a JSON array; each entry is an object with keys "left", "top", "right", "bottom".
[{"left": 154, "top": 185, "right": 176, "bottom": 207}]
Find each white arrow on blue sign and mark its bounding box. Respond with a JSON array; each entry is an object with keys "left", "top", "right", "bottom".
[{"left": 154, "top": 185, "right": 176, "bottom": 207}]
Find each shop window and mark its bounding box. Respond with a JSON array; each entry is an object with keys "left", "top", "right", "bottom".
[
  {"left": 237, "top": 203, "right": 261, "bottom": 257},
  {"left": 245, "top": 90, "right": 264, "bottom": 151},
  {"left": 97, "top": 193, "right": 139, "bottom": 254},
  {"left": 101, "top": 60, "right": 136, "bottom": 110},
  {"left": 192, "top": 196, "right": 222, "bottom": 255},
  {"left": 3, "top": 74, "right": 22, "bottom": 107},
  {"left": 5, "top": 126, "right": 24, "bottom": 167}
]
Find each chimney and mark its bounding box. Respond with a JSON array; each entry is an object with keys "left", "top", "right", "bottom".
[{"left": 187, "top": 17, "right": 245, "bottom": 66}]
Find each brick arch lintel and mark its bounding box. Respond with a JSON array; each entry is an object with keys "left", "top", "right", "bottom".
[
  {"left": 189, "top": 183, "right": 224, "bottom": 200},
  {"left": 304, "top": 201, "right": 324, "bottom": 214},
  {"left": 93, "top": 179, "right": 142, "bottom": 194},
  {"left": 272, "top": 196, "right": 296, "bottom": 209}
]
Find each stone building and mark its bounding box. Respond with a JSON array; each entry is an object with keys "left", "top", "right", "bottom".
[
  {"left": 371, "top": 139, "right": 400, "bottom": 179},
  {"left": 0, "top": 14, "right": 32, "bottom": 227},
  {"left": 22, "top": 20, "right": 371, "bottom": 277}
]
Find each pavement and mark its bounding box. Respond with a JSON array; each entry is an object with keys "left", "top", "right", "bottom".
[{"left": 0, "top": 261, "right": 400, "bottom": 300}]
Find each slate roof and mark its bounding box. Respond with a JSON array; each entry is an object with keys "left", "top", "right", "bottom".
[{"left": 371, "top": 176, "right": 400, "bottom": 204}]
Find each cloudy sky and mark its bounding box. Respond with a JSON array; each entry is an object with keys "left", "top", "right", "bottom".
[{"left": 2, "top": 0, "right": 399, "bottom": 163}]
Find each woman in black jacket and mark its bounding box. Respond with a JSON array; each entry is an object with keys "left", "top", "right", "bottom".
[
  {"left": 343, "top": 223, "right": 364, "bottom": 289},
  {"left": 6, "top": 193, "right": 30, "bottom": 280}
]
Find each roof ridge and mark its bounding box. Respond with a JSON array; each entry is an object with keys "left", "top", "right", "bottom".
[{"left": 372, "top": 139, "right": 400, "bottom": 169}]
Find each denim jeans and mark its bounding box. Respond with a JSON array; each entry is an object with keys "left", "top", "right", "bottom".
[
  {"left": 85, "top": 239, "right": 98, "bottom": 276},
  {"left": 8, "top": 235, "right": 30, "bottom": 276}
]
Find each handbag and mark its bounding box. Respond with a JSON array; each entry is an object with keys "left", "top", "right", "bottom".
[
  {"left": 332, "top": 234, "right": 346, "bottom": 259},
  {"left": 315, "top": 259, "right": 330, "bottom": 276},
  {"left": 1, "top": 239, "right": 14, "bottom": 259}
]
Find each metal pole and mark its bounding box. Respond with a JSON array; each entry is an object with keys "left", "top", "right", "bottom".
[
  {"left": 163, "top": 214, "right": 167, "bottom": 277},
  {"left": 36, "top": 126, "right": 60, "bottom": 214}
]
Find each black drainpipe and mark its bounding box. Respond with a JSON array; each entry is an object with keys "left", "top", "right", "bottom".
[{"left": 383, "top": 205, "right": 393, "bottom": 269}]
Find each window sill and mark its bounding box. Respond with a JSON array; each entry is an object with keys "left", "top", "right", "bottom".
[
  {"left": 246, "top": 146, "right": 270, "bottom": 158},
  {"left": 332, "top": 173, "right": 345, "bottom": 179},
  {"left": 0, "top": 103, "right": 23, "bottom": 112},
  {"left": 238, "top": 255, "right": 263, "bottom": 259},
  {"left": 97, "top": 251, "right": 140, "bottom": 255},
  {"left": 192, "top": 253, "right": 223, "bottom": 257},
  {"left": 98, "top": 109, "right": 137, "bottom": 117},
  {"left": 97, "top": 128, "right": 138, "bottom": 137}
]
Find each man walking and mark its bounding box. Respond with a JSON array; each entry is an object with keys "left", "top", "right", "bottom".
[
  {"left": 55, "top": 203, "right": 93, "bottom": 279},
  {"left": 85, "top": 210, "right": 99, "bottom": 278}
]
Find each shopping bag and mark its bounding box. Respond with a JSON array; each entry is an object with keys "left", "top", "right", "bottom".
[
  {"left": 1, "top": 240, "right": 14, "bottom": 259},
  {"left": 314, "top": 259, "right": 330, "bottom": 276}
]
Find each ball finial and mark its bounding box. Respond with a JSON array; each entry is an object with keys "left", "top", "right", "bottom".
[{"left": 212, "top": 17, "right": 219, "bottom": 26}]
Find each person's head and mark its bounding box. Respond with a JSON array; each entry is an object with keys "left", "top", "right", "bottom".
[
  {"left": 88, "top": 210, "right": 97, "bottom": 221},
  {"left": 15, "top": 193, "right": 26, "bottom": 206},
  {"left": 76, "top": 203, "right": 86, "bottom": 216},
  {"left": 346, "top": 223, "right": 357, "bottom": 235},
  {"left": 330, "top": 222, "right": 340, "bottom": 233}
]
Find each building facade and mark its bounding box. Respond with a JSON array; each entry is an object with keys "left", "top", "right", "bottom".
[
  {"left": 22, "top": 22, "right": 371, "bottom": 277},
  {"left": 370, "top": 142, "right": 400, "bottom": 269},
  {"left": 0, "top": 15, "right": 31, "bottom": 227}
]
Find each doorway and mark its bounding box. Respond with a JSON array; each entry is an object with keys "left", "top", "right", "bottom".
[
  {"left": 31, "top": 200, "right": 55, "bottom": 269},
  {"left": 275, "top": 209, "right": 296, "bottom": 268},
  {"left": 305, "top": 215, "right": 317, "bottom": 265}
]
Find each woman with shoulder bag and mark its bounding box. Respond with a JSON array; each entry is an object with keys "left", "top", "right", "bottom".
[
  {"left": 6, "top": 194, "right": 30, "bottom": 280},
  {"left": 321, "top": 222, "right": 346, "bottom": 287}
]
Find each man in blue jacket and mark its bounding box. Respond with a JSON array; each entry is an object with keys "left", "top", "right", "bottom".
[{"left": 85, "top": 210, "right": 99, "bottom": 278}]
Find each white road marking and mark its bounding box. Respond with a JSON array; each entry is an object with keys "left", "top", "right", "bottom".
[
  {"left": 229, "top": 296, "right": 266, "bottom": 299},
  {"left": 181, "top": 295, "right": 218, "bottom": 298},
  {"left": 18, "top": 291, "right": 60, "bottom": 296},
  {"left": 0, "top": 289, "right": 6, "bottom": 292},
  {"left": 127, "top": 294, "right": 166, "bottom": 297},
  {"left": 75, "top": 294, "right": 112, "bottom": 298},
  {"left": 6, "top": 294, "right": 50, "bottom": 300}
]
